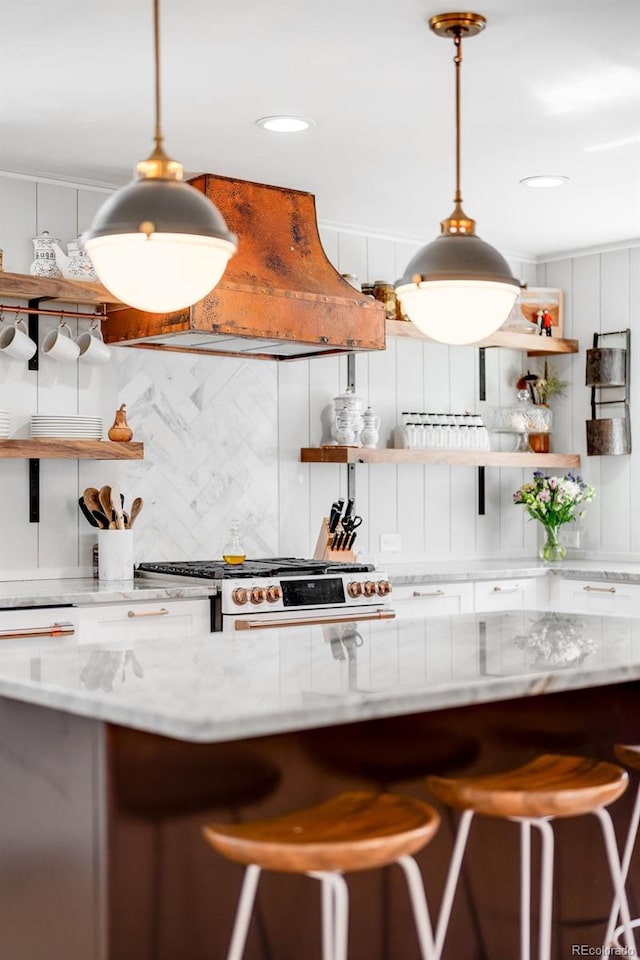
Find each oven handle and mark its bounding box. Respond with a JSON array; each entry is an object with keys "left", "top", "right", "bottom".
[{"left": 234, "top": 609, "right": 396, "bottom": 630}]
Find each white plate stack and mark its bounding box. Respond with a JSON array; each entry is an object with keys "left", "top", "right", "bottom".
[
  {"left": 0, "top": 410, "right": 10, "bottom": 439},
  {"left": 31, "top": 415, "right": 103, "bottom": 439}
]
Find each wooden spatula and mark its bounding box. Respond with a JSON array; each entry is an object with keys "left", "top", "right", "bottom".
[{"left": 128, "top": 497, "right": 144, "bottom": 528}]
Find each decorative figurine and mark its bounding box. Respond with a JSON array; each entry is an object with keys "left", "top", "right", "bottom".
[{"left": 108, "top": 404, "right": 133, "bottom": 442}]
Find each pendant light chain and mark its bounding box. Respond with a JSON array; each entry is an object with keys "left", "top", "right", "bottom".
[
  {"left": 153, "top": 0, "right": 163, "bottom": 149},
  {"left": 453, "top": 32, "right": 462, "bottom": 206}
]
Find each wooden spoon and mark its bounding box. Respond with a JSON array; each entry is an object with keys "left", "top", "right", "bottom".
[
  {"left": 83, "top": 487, "right": 103, "bottom": 516},
  {"left": 128, "top": 497, "right": 144, "bottom": 528},
  {"left": 98, "top": 485, "right": 113, "bottom": 520}
]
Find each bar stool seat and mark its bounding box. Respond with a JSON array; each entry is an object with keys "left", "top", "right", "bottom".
[
  {"left": 425, "top": 753, "right": 637, "bottom": 960},
  {"left": 428, "top": 753, "right": 628, "bottom": 819},
  {"left": 204, "top": 791, "right": 441, "bottom": 960}
]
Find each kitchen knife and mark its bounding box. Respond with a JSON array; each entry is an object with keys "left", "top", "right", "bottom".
[
  {"left": 78, "top": 498, "right": 99, "bottom": 527},
  {"left": 328, "top": 501, "right": 342, "bottom": 534},
  {"left": 343, "top": 498, "right": 355, "bottom": 523},
  {"left": 347, "top": 531, "right": 357, "bottom": 550}
]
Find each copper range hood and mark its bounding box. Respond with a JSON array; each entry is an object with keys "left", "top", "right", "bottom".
[{"left": 103, "top": 174, "right": 385, "bottom": 361}]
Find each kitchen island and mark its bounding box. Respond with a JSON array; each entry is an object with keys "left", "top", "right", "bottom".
[{"left": 1, "top": 610, "right": 639, "bottom": 960}]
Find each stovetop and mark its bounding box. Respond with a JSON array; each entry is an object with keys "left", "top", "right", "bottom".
[{"left": 137, "top": 557, "right": 375, "bottom": 581}]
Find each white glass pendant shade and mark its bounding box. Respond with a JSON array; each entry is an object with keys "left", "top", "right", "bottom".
[
  {"left": 84, "top": 177, "right": 237, "bottom": 313},
  {"left": 396, "top": 279, "right": 518, "bottom": 345},
  {"left": 396, "top": 230, "right": 520, "bottom": 344}
]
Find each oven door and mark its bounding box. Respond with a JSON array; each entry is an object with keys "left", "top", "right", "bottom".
[{"left": 225, "top": 605, "right": 396, "bottom": 632}]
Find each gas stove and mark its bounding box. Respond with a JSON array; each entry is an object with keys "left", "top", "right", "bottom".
[{"left": 136, "top": 557, "right": 394, "bottom": 632}]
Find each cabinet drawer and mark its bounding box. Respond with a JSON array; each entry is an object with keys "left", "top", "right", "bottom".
[
  {"left": 550, "top": 579, "right": 640, "bottom": 618},
  {"left": 77, "top": 598, "right": 212, "bottom": 644},
  {"left": 0, "top": 605, "right": 78, "bottom": 645},
  {"left": 474, "top": 578, "right": 541, "bottom": 612},
  {"left": 391, "top": 582, "right": 474, "bottom": 620}
]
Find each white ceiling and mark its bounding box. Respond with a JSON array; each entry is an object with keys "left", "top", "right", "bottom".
[{"left": 1, "top": 0, "right": 639, "bottom": 260}]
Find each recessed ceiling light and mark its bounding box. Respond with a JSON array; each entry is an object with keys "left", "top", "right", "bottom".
[
  {"left": 520, "top": 176, "right": 569, "bottom": 188},
  {"left": 256, "top": 116, "right": 315, "bottom": 133}
]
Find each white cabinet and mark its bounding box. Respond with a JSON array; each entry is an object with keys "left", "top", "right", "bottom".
[
  {"left": 77, "top": 597, "right": 212, "bottom": 644},
  {"left": 474, "top": 578, "right": 545, "bottom": 613},
  {"left": 550, "top": 578, "right": 640, "bottom": 618},
  {"left": 391, "top": 582, "right": 474, "bottom": 620}
]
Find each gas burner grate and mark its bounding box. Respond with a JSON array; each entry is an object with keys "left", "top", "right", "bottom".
[{"left": 137, "top": 557, "right": 374, "bottom": 580}]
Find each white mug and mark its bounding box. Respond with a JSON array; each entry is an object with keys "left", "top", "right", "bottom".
[
  {"left": 0, "top": 317, "right": 37, "bottom": 361},
  {"left": 77, "top": 324, "right": 111, "bottom": 365},
  {"left": 42, "top": 320, "right": 80, "bottom": 363}
]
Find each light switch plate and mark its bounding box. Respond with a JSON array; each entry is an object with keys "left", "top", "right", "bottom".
[{"left": 380, "top": 533, "right": 402, "bottom": 552}]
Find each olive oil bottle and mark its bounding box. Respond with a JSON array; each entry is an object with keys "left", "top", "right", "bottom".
[{"left": 222, "top": 520, "right": 246, "bottom": 565}]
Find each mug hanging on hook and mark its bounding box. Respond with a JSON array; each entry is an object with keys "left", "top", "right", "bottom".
[
  {"left": 0, "top": 307, "right": 38, "bottom": 361},
  {"left": 42, "top": 319, "right": 80, "bottom": 363},
  {"left": 77, "top": 317, "right": 111, "bottom": 365}
]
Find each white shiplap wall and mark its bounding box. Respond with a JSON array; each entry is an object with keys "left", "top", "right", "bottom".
[
  {"left": 279, "top": 225, "right": 541, "bottom": 561},
  {"left": 1, "top": 173, "right": 637, "bottom": 579}
]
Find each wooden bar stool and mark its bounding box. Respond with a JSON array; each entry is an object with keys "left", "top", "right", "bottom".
[
  {"left": 606, "top": 744, "right": 640, "bottom": 950},
  {"left": 203, "top": 790, "right": 441, "bottom": 960},
  {"left": 426, "top": 753, "right": 637, "bottom": 960}
]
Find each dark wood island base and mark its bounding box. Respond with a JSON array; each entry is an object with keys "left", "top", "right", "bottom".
[{"left": 106, "top": 682, "right": 640, "bottom": 960}]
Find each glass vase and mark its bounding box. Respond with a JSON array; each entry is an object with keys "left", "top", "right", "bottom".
[{"left": 539, "top": 525, "right": 566, "bottom": 563}]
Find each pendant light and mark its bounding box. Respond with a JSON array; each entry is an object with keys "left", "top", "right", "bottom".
[
  {"left": 84, "top": 0, "right": 237, "bottom": 313},
  {"left": 395, "top": 12, "right": 520, "bottom": 345}
]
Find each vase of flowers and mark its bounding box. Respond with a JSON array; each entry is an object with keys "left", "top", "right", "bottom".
[{"left": 513, "top": 472, "right": 595, "bottom": 562}]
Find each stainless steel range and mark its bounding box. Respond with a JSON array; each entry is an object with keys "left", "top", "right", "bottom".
[{"left": 137, "top": 558, "right": 394, "bottom": 632}]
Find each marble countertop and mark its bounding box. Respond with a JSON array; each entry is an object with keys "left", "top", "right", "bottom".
[
  {"left": 0, "top": 610, "right": 637, "bottom": 742},
  {"left": 0, "top": 578, "right": 215, "bottom": 608},
  {"left": 385, "top": 558, "right": 640, "bottom": 585}
]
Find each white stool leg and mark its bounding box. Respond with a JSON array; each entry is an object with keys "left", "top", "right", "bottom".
[
  {"left": 605, "top": 783, "right": 640, "bottom": 947},
  {"left": 309, "top": 871, "right": 349, "bottom": 960},
  {"left": 520, "top": 820, "right": 532, "bottom": 960},
  {"left": 531, "top": 819, "right": 554, "bottom": 960},
  {"left": 593, "top": 807, "right": 638, "bottom": 957},
  {"left": 227, "top": 864, "right": 261, "bottom": 960},
  {"left": 433, "top": 808, "right": 475, "bottom": 959},
  {"left": 395, "top": 855, "right": 437, "bottom": 960}
]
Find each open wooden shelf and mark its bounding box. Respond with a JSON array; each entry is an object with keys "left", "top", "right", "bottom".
[
  {"left": 0, "top": 271, "right": 121, "bottom": 306},
  {"left": 386, "top": 319, "right": 579, "bottom": 355},
  {"left": 301, "top": 447, "right": 580, "bottom": 468},
  {"left": 0, "top": 439, "right": 144, "bottom": 460}
]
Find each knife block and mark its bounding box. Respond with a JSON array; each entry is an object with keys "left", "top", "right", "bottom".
[{"left": 313, "top": 518, "right": 356, "bottom": 563}]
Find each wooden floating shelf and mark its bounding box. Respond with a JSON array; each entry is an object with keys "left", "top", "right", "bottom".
[
  {"left": 385, "top": 320, "right": 579, "bottom": 355},
  {"left": 0, "top": 439, "right": 144, "bottom": 460},
  {"left": 0, "top": 271, "right": 121, "bottom": 306},
  {"left": 301, "top": 447, "right": 580, "bottom": 468}
]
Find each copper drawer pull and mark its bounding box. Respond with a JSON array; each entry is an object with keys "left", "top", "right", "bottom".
[
  {"left": 583, "top": 585, "right": 616, "bottom": 594},
  {"left": 412, "top": 590, "right": 445, "bottom": 598},
  {"left": 127, "top": 608, "right": 170, "bottom": 618},
  {"left": 235, "top": 610, "right": 396, "bottom": 630},
  {"left": 0, "top": 622, "right": 75, "bottom": 640},
  {"left": 492, "top": 586, "right": 521, "bottom": 594}
]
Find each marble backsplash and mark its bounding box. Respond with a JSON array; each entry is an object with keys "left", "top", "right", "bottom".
[{"left": 115, "top": 349, "right": 279, "bottom": 562}]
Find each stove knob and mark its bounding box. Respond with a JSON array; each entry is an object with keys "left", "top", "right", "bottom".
[
  {"left": 266, "top": 585, "right": 282, "bottom": 603},
  {"left": 376, "top": 580, "right": 392, "bottom": 597},
  {"left": 232, "top": 588, "right": 249, "bottom": 606},
  {"left": 250, "top": 587, "right": 266, "bottom": 605},
  {"left": 347, "top": 581, "right": 363, "bottom": 598},
  {"left": 363, "top": 580, "right": 377, "bottom": 597}
]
